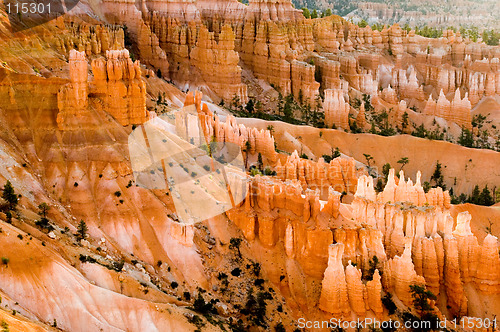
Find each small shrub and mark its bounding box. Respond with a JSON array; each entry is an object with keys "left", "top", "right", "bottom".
[
  {"left": 275, "top": 322, "right": 286, "bottom": 332},
  {"left": 251, "top": 262, "right": 261, "bottom": 276},
  {"left": 17, "top": 234, "right": 23, "bottom": 240},
  {"left": 5, "top": 211, "right": 12, "bottom": 224},
  {"left": 112, "top": 260, "right": 125, "bottom": 272},
  {"left": 254, "top": 279, "right": 265, "bottom": 287},
  {"left": 187, "top": 314, "right": 205, "bottom": 329},
  {"left": 171, "top": 281, "right": 178, "bottom": 289},
  {"left": 231, "top": 268, "right": 241, "bottom": 277},
  {"left": 79, "top": 254, "right": 97, "bottom": 263},
  {"left": 114, "top": 191, "right": 122, "bottom": 197},
  {"left": 193, "top": 292, "right": 216, "bottom": 315},
  {"left": 365, "top": 256, "right": 381, "bottom": 280},
  {"left": 1, "top": 257, "right": 9, "bottom": 265},
  {"left": 217, "top": 272, "right": 228, "bottom": 280},
  {"left": 1, "top": 320, "right": 9, "bottom": 332},
  {"left": 382, "top": 293, "right": 397, "bottom": 315}
]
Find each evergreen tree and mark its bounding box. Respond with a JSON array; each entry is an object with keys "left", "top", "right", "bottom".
[
  {"left": 36, "top": 203, "right": 50, "bottom": 229},
  {"left": 311, "top": 9, "right": 318, "bottom": 19},
  {"left": 358, "top": 19, "right": 368, "bottom": 28},
  {"left": 382, "top": 163, "right": 391, "bottom": 181},
  {"left": 401, "top": 111, "right": 409, "bottom": 131},
  {"left": 301, "top": 7, "right": 310, "bottom": 19},
  {"left": 245, "top": 99, "right": 255, "bottom": 113},
  {"left": 2, "top": 181, "right": 18, "bottom": 211},
  {"left": 430, "top": 161, "right": 444, "bottom": 188},
  {"left": 77, "top": 220, "right": 88, "bottom": 241},
  {"left": 479, "top": 185, "right": 494, "bottom": 206},
  {"left": 38, "top": 203, "right": 49, "bottom": 219},
  {"left": 397, "top": 157, "right": 409, "bottom": 171},
  {"left": 298, "top": 89, "right": 304, "bottom": 105},
  {"left": 277, "top": 92, "right": 284, "bottom": 116},
  {"left": 409, "top": 284, "right": 439, "bottom": 331},
  {"left": 283, "top": 94, "right": 294, "bottom": 120},
  {"left": 469, "top": 185, "right": 481, "bottom": 204},
  {"left": 458, "top": 128, "right": 474, "bottom": 148}
]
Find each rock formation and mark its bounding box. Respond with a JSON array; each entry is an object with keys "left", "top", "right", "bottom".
[
  {"left": 275, "top": 151, "right": 357, "bottom": 196},
  {"left": 323, "top": 89, "right": 350, "bottom": 129},
  {"left": 57, "top": 50, "right": 89, "bottom": 128},
  {"left": 423, "top": 89, "right": 472, "bottom": 129},
  {"left": 57, "top": 49, "right": 149, "bottom": 128},
  {"left": 91, "top": 50, "right": 148, "bottom": 126},
  {"left": 189, "top": 24, "right": 248, "bottom": 103},
  {"left": 54, "top": 21, "right": 125, "bottom": 56},
  {"left": 319, "top": 243, "right": 350, "bottom": 316}
]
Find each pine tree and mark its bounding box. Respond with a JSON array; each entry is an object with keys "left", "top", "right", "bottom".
[
  {"left": 257, "top": 153, "right": 263, "bottom": 171},
  {"left": 38, "top": 203, "right": 49, "bottom": 219},
  {"left": 479, "top": 185, "right": 494, "bottom": 206},
  {"left": 382, "top": 163, "right": 391, "bottom": 181},
  {"left": 401, "top": 111, "right": 409, "bottom": 131},
  {"left": 77, "top": 220, "right": 88, "bottom": 240},
  {"left": 2, "top": 181, "right": 18, "bottom": 211},
  {"left": 301, "top": 7, "right": 310, "bottom": 19},
  {"left": 245, "top": 99, "right": 255, "bottom": 113},
  {"left": 469, "top": 185, "right": 481, "bottom": 204},
  {"left": 458, "top": 128, "right": 474, "bottom": 148},
  {"left": 36, "top": 203, "right": 50, "bottom": 229},
  {"left": 397, "top": 157, "right": 409, "bottom": 171},
  {"left": 430, "top": 161, "right": 444, "bottom": 188}
]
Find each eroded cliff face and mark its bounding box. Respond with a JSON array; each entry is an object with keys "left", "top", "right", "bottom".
[
  {"left": 86, "top": 0, "right": 500, "bottom": 141},
  {"left": 0, "top": 63, "right": 498, "bottom": 329},
  {"left": 226, "top": 167, "right": 500, "bottom": 321}
]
